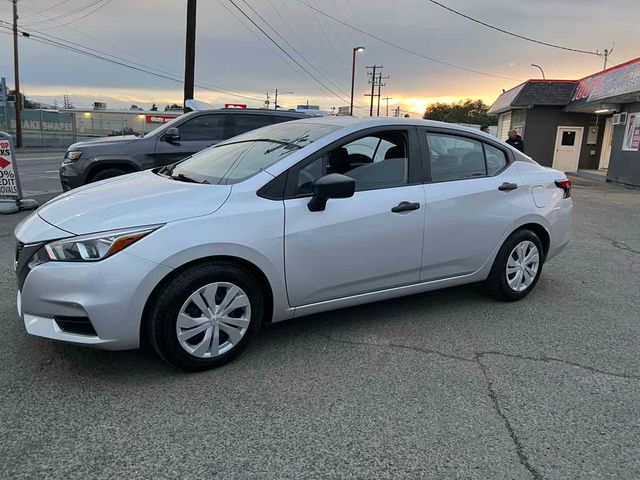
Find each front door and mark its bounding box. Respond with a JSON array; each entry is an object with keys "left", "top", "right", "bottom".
[
  {"left": 283, "top": 128, "right": 425, "bottom": 307},
  {"left": 552, "top": 126, "right": 583, "bottom": 172},
  {"left": 421, "top": 130, "right": 526, "bottom": 281},
  {"left": 599, "top": 117, "right": 613, "bottom": 170},
  {"left": 152, "top": 113, "right": 229, "bottom": 166}
]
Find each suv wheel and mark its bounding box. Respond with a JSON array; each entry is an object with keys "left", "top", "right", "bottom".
[
  {"left": 90, "top": 167, "right": 128, "bottom": 183},
  {"left": 148, "top": 262, "right": 264, "bottom": 371},
  {"left": 484, "top": 229, "right": 544, "bottom": 301}
]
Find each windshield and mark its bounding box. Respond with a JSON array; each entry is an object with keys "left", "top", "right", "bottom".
[{"left": 168, "top": 122, "right": 339, "bottom": 184}]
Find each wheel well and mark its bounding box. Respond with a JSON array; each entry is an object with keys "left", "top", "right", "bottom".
[
  {"left": 139, "top": 255, "right": 274, "bottom": 347},
  {"left": 515, "top": 223, "right": 550, "bottom": 259},
  {"left": 87, "top": 162, "right": 138, "bottom": 182}
]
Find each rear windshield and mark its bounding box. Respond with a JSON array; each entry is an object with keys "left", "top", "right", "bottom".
[{"left": 169, "top": 122, "right": 338, "bottom": 184}]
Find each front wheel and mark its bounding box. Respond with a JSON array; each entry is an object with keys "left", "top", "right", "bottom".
[
  {"left": 484, "top": 229, "right": 544, "bottom": 301},
  {"left": 148, "top": 262, "right": 264, "bottom": 371}
]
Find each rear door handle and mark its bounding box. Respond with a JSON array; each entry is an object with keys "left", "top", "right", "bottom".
[
  {"left": 498, "top": 182, "right": 518, "bottom": 191},
  {"left": 391, "top": 201, "right": 421, "bottom": 213}
]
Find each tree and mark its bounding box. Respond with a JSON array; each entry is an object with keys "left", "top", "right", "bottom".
[
  {"left": 164, "top": 103, "right": 183, "bottom": 111},
  {"left": 150, "top": 103, "right": 158, "bottom": 111},
  {"left": 423, "top": 99, "right": 497, "bottom": 126},
  {"left": 129, "top": 104, "right": 143, "bottom": 111},
  {"left": 8, "top": 89, "right": 40, "bottom": 109}
]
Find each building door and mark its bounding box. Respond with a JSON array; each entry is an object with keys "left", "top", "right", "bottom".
[
  {"left": 552, "top": 126, "right": 583, "bottom": 172},
  {"left": 498, "top": 112, "right": 511, "bottom": 140},
  {"left": 599, "top": 117, "right": 613, "bottom": 170}
]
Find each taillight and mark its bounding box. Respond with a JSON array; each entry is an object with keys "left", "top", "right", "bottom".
[{"left": 555, "top": 179, "right": 571, "bottom": 198}]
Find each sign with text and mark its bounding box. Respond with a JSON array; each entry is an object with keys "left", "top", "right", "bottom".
[
  {"left": 224, "top": 103, "right": 247, "bottom": 109},
  {"left": 145, "top": 115, "right": 176, "bottom": 124},
  {"left": 622, "top": 112, "right": 640, "bottom": 152},
  {"left": 569, "top": 59, "right": 640, "bottom": 107},
  {"left": 0, "top": 134, "right": 21, "bottom": 201}
]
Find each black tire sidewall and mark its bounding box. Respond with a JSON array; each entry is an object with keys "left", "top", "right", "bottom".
[
  {"left": 150, "top": 262, "right": 264, "bottom": 371},
  {"left": 487, "top": 230, "right": 544, "bottom": 301}
]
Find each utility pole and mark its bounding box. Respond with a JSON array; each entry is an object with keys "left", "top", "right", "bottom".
[
  {"left": 600, "top": 44, "right": 615, "bottom": 70},
  {"left": 274, "top": 89, "right": 278, "bottom": 110},
  {"left": 12, "top": 0, "right": 22, "bottom": 147},
  {"left": 264, "top": 92, "right": 271, "bottom": 109},
  {"left": 383, "top": 97, "right": 393, "bottom": 117},
  {"left": 365, "top": 65, "right": 382, "bottom": 117},
  {"left": 183, "top": 0, "right": 197, "bottom": 112},
  {"left": 376, "top": 73, "right": 389, "bottom": 117}
]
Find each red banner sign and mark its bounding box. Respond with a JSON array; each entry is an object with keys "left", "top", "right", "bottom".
[
  {"left": 225, "top": 103, "right": 247, "bottom": 109},
  {"left": 145, "top": 115, "right": 176, "bottom": 124}
]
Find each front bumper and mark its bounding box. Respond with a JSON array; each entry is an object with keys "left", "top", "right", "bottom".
[
  {"left": 59, "top": 161, "right": 85, "bottom": 191},
  {"left": 17, "top": 251, "right": 172, "bottom": 350}
]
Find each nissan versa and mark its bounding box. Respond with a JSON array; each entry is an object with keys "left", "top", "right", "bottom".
[{"left": 15, "top": 117, "right": 572, "bottom": 371}]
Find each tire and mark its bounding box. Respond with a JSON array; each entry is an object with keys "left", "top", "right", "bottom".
[
  {"left": 148, "top": 261, "right": 264, "bottom": 371},
  {"left": 89, "top": 167, "right": 128, "bottom": 183},
  {"left": 484, "top": 229, "right": 544, "bottom": 301}
]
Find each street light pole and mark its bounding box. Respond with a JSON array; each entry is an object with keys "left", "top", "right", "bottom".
[
  {"left": 531, "top": 63, "right": 546, "bottom": 80},
  {"left": 350, "top": 46, "right": 365, "bottom": 116}
]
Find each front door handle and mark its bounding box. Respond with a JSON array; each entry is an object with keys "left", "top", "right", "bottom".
[
  {"left": 498, "top": 182, "right": 518, "bottom": 191},
  {"left": 391, "top": 201, "right": 421, "bottom": 213}
]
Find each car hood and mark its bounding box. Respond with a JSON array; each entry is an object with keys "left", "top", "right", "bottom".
[
  {"left": 37, "top": 170, "right": 232, "bottom": 235},
  {"left": 68, "top": 135, "right": 140, "bottom": 150}
]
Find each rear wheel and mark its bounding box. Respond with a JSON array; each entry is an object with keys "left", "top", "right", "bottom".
[
  {"left": 89, "top": 167, "right": 128, "bottom": 183},
  {"left": 484, "top": 229, "right": 544, "bottom": 301},
  {"left": 148, "top": 262, "right": 264, "bottom": 371}
]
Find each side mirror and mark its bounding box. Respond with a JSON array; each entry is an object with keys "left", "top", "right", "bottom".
[
  {"left": 165, "top": 127, "right": 180, "bottom": 143},
  {"left": 307, "top": 173, "right": 355, "bottom": 212}
]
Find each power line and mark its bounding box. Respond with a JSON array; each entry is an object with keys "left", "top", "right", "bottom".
[
  {"left": 27, "top": 0, "right": 114, "bottom": 30},
  {"left": 20, "top": 0, "right": 75, "bottom": 18},
  {"left": 423, "top": 0, "right": 602, "bottom": 56},
  {"left": 18, "top": 2, "right": 266, "bottom": 100},
  {"left": 237, "top": 0, "right": 367, "bottom": 109},
  {"left": 295, "top": 0, "right": 520, "bottom": 81},
  {"left": 0, "top": 23, "right": 266, "bottom": 102},
  {"left": 23, "top": 0, "right": 109, "bottom": 27},
  {"left": 227, "top": 0, "right": 353, "bottom": 105}
]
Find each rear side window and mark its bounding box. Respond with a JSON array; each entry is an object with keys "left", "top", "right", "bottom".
[
  {"left": 231, "top": 114, "right": 273, "bottom": 136},
  {"left": 485, "top": 144, "right": 508, "bottom": 175},
  {"left": 426, "top": 132, "right": 509, "bottom": 182},
  {"left": 179, "top": 114, "right": 226, "bottom": 141},
  {"left": 427, "top": 133, "right": 485, "bottom": 181}
]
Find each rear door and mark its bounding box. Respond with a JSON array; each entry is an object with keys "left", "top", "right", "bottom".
[
  {"left": 420, "top": 128, "right": 526, "bottom": 281},
  {"left": 152, "top": 113, "right": 230, "bottom": 166},
  {"left": 283, "top": 127, "right": 426, "bottom": 306}
]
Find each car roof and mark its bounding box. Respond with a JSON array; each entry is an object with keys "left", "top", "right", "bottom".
[
  {"left": 188, "top": 108, "right": 309, "bottom": 117},
  {"left": 291, "top": 115, "right": 496, "bottom": 136}
]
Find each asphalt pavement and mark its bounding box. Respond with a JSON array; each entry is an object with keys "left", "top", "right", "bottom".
[
  {"left": 0, "top": 175, "right": 638, "bottom": 479},
  {"left": 14, "top": 150, "right": 65, "bottom": 197}
]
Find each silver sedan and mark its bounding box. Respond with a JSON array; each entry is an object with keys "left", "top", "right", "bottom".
[{"left": 15, "top": 117, "right": 572, "bottom": 370}]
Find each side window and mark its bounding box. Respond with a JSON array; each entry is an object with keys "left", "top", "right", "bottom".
[
  {"left": 179, "top": 114, "right": 226, "bottom": 141},
  {"left": 294, "top": 131, "right": 409, "bottom": 194},
  {"left": 232, "top": 114, "right": 273, "bottom": 136},
  {"left": 426, "top": 132, "right": 486, "bottom": 182},
  {"left": 485, "top": 144, "right": 508, "bottom": 175}
]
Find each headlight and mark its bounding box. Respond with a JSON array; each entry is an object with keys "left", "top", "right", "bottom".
[
  {"left": 42, "top": 225, "right": 161, "bottom": 262},
  {"left": 64, "top": 151, "right": 83, "bottom": 161}
]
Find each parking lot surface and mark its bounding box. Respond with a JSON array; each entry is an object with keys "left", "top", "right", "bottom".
[{"left": 1, "top": 176, "right": 638, "bottom": 479}]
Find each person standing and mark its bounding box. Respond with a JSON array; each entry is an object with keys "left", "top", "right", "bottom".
[{"left": 506, "top": 129, "right": 525, "bottom": 152}]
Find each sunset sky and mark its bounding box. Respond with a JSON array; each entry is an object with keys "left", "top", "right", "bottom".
[{"left": 0, "top": 0, "right": 638, "bottom": 115}]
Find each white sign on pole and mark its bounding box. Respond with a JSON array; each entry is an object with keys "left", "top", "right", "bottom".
[{"left": 0, "top": 132, "right": 38, "bottom": 214}]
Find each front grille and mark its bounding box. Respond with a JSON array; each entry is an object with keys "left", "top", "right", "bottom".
[{"left": 54, "top": 316, "right": 98, "bottom": 336}]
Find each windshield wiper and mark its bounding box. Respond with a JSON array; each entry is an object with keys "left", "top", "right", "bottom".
[{"left": 170, "top": 173, "right": 209, "bottom": 184}]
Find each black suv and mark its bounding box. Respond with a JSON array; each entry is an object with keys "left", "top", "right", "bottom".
[{"left": 60, "top": 108, "right": 310, "bottom": 190}]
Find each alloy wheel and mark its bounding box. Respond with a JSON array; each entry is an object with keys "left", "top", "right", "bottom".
[
  {"left": 176, "top": 282, "right": 251, "bottom": 358},
  {"left": 506, "top": 240, "right": 540, "bottom": 292}
]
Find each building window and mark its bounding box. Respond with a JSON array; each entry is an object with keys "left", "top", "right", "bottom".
[{"left": 561, "top": 130, "right": 576, "bottom": 146}]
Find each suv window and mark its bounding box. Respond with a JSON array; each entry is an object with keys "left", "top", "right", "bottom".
[
  {"left": 295, "top": 131, "right": 408, "bottom": 194},
  {"left": 232, "top": 114, "right": 273, "bottom": 136},
  {"left": 178, "top": 114, "right": 226, "bottom": 141}
]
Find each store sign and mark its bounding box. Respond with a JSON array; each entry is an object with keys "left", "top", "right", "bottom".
[
  {"left": 569, "top": 59, "right": 640, "bottom": 106},
  {"left": 337, "top": 106, "right": 351, "bottom": 116},
  {"left": 0, "top": 136, "right": 21, "bottom": 201},
  {"left": 225, "top": 103, "right": 247, "bottom": 109},
  {"left": 145, "top": 115, "right": 176, "bottom": 124},
  {"left": 622, "top": 112, "right": 640, "bottom": 152}
]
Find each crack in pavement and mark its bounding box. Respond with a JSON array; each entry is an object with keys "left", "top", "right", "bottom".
[
  {"left": 317, "top": 333, "right": 639, "bottom": 479},
  {"left": 596, "top": 233, "right": 640, "bottom": 255}
]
